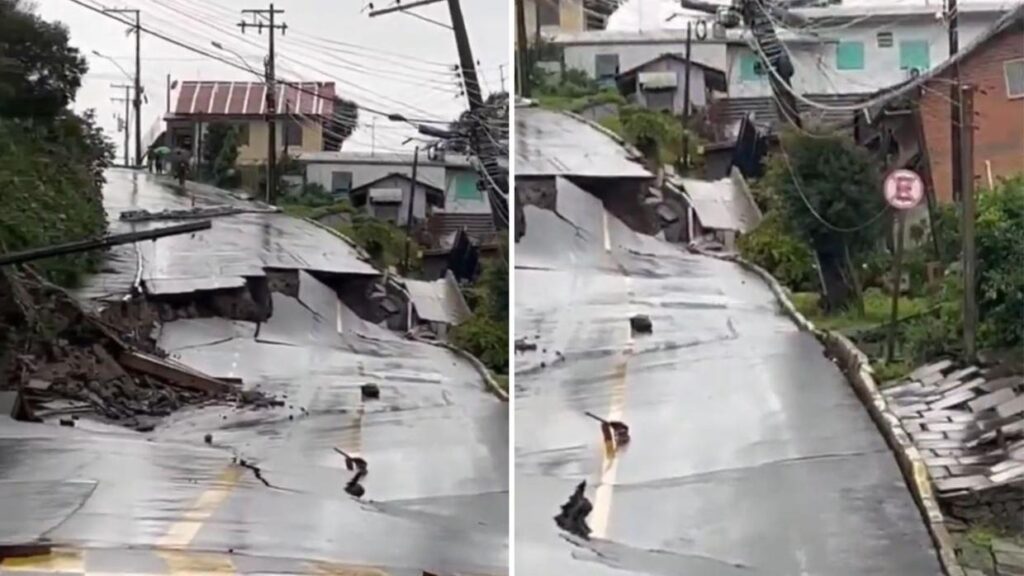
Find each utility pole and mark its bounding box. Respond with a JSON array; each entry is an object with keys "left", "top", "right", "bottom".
[
  {"left": 681, "top": 20, "right": 693, "bottom": 169},
  {"left": 516, "top": 0, "right": 530, "bottom": 97},
  {"left": 499, "top": 64, "right": 507, "bottom": 93},
  {"left": 948, "top": 0, "right": 962, "bottom": 202},
  {"left": 403, "top": 146, "right": 420, "bottom": 274},
  {"left": 112, "top": 84, "right": 132, "bottom": 166},
  {"left": 238, "top": 3, "right": 287, "bottom": 205},
  {"left": 369, "top": 0, "right": 508, "bottom": 228},
  {"left": 960, "top": 84, "right": 977, "bottom": 360},
  {"left": 105, "top": 9, "right": 142, "bottom": 166}
]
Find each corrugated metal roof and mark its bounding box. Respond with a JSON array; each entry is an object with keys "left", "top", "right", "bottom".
[
  {"left": 710, "top": 93, "right": 871, "bottom": 131},
  {"left": 405, "top": 273, "right": 471, "bottom": 325},
  {"left": 515, "top": 107, "right": 653, "bottom": 179},
  {"left": 294, "top": 150, "right": 473, "bottom": 168},
  {"left": 675, "top": 173, "right": 762, "bottom": 232},
  {"left": 172, "top": 81, "right": 335, "bottom": 118}
]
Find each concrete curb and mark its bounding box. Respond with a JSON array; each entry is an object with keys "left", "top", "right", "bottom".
[
  {"left": 409, "top": 335, "right": 509, "bottom": 402},
  {"left": 694, "top": 247, "right": 965, "bottom": 576}
]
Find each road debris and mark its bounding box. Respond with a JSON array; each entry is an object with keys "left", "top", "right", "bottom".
[
  {"left": 345, "top": 468, "right": 368, "bottom": 498},
  {"left": 361, "top": 383, "right": 381, "bottom": 400},
  {"left": 0, "top": 267, "right": 256, "bottom": 429},
  {"left": 554, "top": 481, "right": 593, "bottom": 539},
  {"left": 585, "top": 411, "right": 631, "bottom": 447},
  {"left": 630, "top": 314, "right": 653, "bottom": 334},
  {"left": 334, "top": 447, "right": 368, "bottom": 472},
  {"left": 514, "top": 338, "right": 538, "bottom": 353}
]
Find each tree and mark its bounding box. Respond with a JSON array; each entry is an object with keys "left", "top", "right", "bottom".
[
  {"left": 202, "top": 123, "right": 240, "bottom": 187},
  {"left": 618, "top": 105, "right": 683, "bottom": 165},
  {"left": 0, "top": 0, "right": 87, "bottom": 118},
  {"left": 323, "top": 97, "right": 358, "bottom": 151},
  {"left": 766, "top": 129, "right": 885, "bottom": 311}
]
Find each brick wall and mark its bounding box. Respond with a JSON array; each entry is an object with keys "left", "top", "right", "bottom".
[{"left": 919, "top": 26, "right": 1024, "bottom": 203}]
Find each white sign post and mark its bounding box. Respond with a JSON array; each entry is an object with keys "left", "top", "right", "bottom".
[{"left": 884, "top": 169, "right": 924, "bottom": 362}]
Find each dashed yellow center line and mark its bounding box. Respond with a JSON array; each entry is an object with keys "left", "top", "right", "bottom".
[
  {"left": 590, "top": 273, "right": 634, "bottom": 539},
  {"left": 157, "top": 465, "right": 243, "bottom": 550}
]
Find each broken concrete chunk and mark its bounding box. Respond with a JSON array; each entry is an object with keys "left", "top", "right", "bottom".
[
  {"left": 554, "top": 481, "right": 592, "bottom": 539},
  {"left": 514, "top": 338, "right": 538, "bottom": 352},
  {"left": 204, "top": 433, "right": 213, "bottom": 445},
  {"left": 361, "top": 383, "right": 381, "bottom": 400},
  {"left": 630, "top": 314, "right": 653, "bottom": 334}
]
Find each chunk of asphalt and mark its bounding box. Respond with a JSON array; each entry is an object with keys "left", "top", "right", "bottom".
[
  {"left": 630, "top": 314, "right": 653, "bottom": 334},
  {"left": 204, "top": 433, "right": 213, "bottom": 445},
  {"left": 59, "top": 418, "right": 75, "bottom": 427},
  {"left": 361, "top": 383, "right": 380, "bottom": 400}
]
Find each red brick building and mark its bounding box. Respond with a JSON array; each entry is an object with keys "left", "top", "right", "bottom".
[{"left": 872, "top": 6, "right": 1023, "bottom": 203}]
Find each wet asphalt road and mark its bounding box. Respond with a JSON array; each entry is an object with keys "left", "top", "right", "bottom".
[
  {"left": 514, "top": 178, "right": 943, "bottom": 576},
  {"left": 1, "top": 170, "right": 508, "bottom": 575}
]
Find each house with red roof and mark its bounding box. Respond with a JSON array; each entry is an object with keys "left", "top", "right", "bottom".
[{"left": 165, "top": 80, "right": 346, "bottom": 169}]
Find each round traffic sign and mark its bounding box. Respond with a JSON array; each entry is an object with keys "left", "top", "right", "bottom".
[{"left": 884, "top": 169, "right": 924, "bottom": 210}]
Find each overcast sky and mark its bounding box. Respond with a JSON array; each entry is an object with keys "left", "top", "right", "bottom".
[{"left": 31, "top": 0, "right": 510, "bottom": 157}]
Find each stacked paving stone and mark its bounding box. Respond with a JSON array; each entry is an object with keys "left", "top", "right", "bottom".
[{"left": 883, "top": 360, "right": 1024, "bottom": 498}]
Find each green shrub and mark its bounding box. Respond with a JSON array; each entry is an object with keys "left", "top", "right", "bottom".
[{"left": 738, "top": 210, "right": 817, "bottom": 291}]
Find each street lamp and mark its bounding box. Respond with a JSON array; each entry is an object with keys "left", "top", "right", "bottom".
[
  {"left": 211, "top": 41, "right": 262, "bottom": 79},
  {"left": 91, "top": 50, "right": 132, "bottom": 81}
]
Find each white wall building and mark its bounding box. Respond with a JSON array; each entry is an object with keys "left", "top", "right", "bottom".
[
  {"left": 295, "top": 151, "right": 492, "bottom": 216},
  {"left": 551, "top": 3, "right": 1010, "bottom": 97}
]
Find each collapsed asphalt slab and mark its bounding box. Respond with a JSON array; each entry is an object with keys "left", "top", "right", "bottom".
[
  {"left": 514, "top": 177, "right": 942, "bottom": 576},
  {"left": 1, "top": 169, "right": 508, "bottom": 575}
]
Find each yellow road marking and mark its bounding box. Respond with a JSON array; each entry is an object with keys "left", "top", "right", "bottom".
[
  {"left": 603, "top": 211, "right": 612, "bottom": 253},
  {"left": 157, "top": 465, "right": 243, "bottom": 549},
  {"left": 0, "top": 548, "right": 85, "bottom": 573},
  {"left": 591, "top": 274, "right": 634, "bottom": 539},
  {"left": 308, "top": 561, "right": 390, "bottom": 576},
  {"left": 158, "top": 550, "right": 235, "bottom": 575}
]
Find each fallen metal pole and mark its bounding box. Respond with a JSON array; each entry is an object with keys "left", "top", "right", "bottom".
[{"left": 0, "top": 220, "right": 211, "bottom": 267}]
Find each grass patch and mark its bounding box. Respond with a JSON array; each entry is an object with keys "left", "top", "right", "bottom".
[
  {"left": 280, "top": 200, "right": 352, "bottom": 221},
  {"left": 873, "top": 360, "right": 913, "bottom": 385},
  {"left": 791, "top": 288, "right": 928, "bottom": 333},
  {"left": 494, "top": 374, "right": 508, "bottom": 393}
]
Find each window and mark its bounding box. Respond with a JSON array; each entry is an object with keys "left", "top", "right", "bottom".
[
  {"left": 836, "top": 41, "right": 865, "bottom": 70},
  {"left": 595, "top": 54, "right": 619, "bottom": 82},
  {"left": 644, "top": 89, "right": 675, "bottom": 112},
  {"left": 454, "top": 173, "right": 482, "bottom": 201},
  {"left": 900, "top": 40, "right": 930, "bottom": 72},
  {"left": 284, "top": 120, "right": 303, "bottom": 147},
  {"left": 537, "top": 0, "right": 560, "bottom": 26},
  {"left": 236, "top": 123, "right": 250, "bottom": 146},
  {"left": 740, "top": 53, "right": 766, "bottom": 81},
  {"left": 331, "top": 171, "right": 353, "bottom": 197},
  {"left": 1005, "top": 59, "right": 1024, "bottom": 99},
  {"left": 877, "top": 31, "right": 894, "bottom": 48}
]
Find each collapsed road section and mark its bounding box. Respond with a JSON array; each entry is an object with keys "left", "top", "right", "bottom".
[
  {"left": 513, "top": 106, "right": 943, "bottom": 576},
  {"left": 0, "top": 169, "right": 507, "bottom": 575}
]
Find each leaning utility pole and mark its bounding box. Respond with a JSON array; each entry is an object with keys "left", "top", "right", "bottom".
[
  {"left": 403, "top": 146, "right": 420, "bottom": 274},
  {"left": 681, "top": 20, "right": 693, "bottom": 169},
  {"left": 959, "top": 84, "right": 977, "bottom": 360},
  {"left": 369, "top": 0, "right": 508, "bottom": 228},
  {"left": 516, "top": 0, "right": 530, "bottom": 97},
  {"left": 238, "top": 3, "right": 286, "bottom": 205},
  {"left": 948, "top": 0, "right": 962, "bottom": 202},
  {"left": 104, "top": 8, "right": 143, "bottom": 166},
  {"left": 680, "top": 0, "right": 802, "bottom": 127},
  {"left": 111, "top": 84, "right": 132, "bottom": 166}
]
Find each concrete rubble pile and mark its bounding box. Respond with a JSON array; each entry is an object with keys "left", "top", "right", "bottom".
[
  {"left": 0, "top": 268, "right": 276, "bottom": 430},
  {"left": 882, "top": 357, "right": 1024, "bottom": 531}
]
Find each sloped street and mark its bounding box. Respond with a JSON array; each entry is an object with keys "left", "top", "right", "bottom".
[
  {"left": 1, "top": 169, "right": 508, "bottom": 575},
  {"left": 514, "top": 177, "right": 943, "bottom": 576}
]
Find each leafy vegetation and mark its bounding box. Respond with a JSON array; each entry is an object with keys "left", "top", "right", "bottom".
[
  {"left": 791, "top": 288, "right": 928, "bottom": 333},
  {"left": 451, "top": 241, "right": 509, "bottom": 376},
  {"left": 201, "top": 123, "right": 240, "bottom": 188},
  {"left": 765, "top": 129, "right": 885, "bottom": 311},
  {"left": 0, "top": 0, "right": 114, "bottom": 286},
  {"left": 738, "top": 210, "right": 817, "bottom": 291},
  {"left": 338, "top": 214, "right": 421, "bottom": 272}
]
